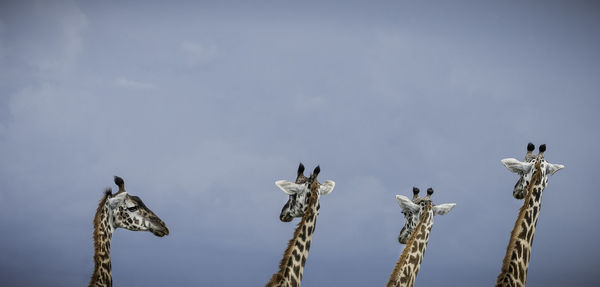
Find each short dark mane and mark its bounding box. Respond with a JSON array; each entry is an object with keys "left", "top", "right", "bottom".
[{"left": 90, "top": 188, "right": 112, "bottom": 285}]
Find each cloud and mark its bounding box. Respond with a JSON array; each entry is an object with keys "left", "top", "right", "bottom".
[
  {"left": 180, "top": 41, "right": 218, "bottom": 65},
  {"left": 115, "top": 77, "right": 157, "bottom": 90}
]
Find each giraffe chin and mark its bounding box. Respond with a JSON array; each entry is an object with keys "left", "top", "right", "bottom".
[
  {"left": 150, "top": 227, "right": 170, "bottom": 237},
  {"left": 398, "top": 229, "right": 411, "bottom": 244},
  {"left": 398, "top": 237, "right": 409, "bottom": 245},
  {"left": 280, "top": 214, "right": 293, "bottom": 222}
]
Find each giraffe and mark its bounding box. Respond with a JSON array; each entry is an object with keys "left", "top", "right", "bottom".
[
  {"left": 266, "top": 163, "right": 335, "bottom": 287},
  {"left": 89, "top": 176, "right": 169, "bottom": 287},
  {"left": 387, "top": 187, "right": 456, "bottom": 287},
  {"left": 496, "top": 143, "right": 564, "bottom": 287}
]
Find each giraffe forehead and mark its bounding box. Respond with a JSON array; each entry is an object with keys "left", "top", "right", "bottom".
[
  {"left": 412, "top": 198, "right": 433, "bottom": 206},
  {"left": 126, "top": 195, "right": 148, "bottom": 208},
  {"left": 295, "top": 175, "right": 308, "bottom": 184}
]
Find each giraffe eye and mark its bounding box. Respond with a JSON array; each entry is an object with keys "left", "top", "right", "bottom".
[{"left": 127, "top": 206, "right": 138, "bottom": 212}]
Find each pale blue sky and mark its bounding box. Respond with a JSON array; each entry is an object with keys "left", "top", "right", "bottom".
[{"left": 0, "top": 1, "right": 598, "bottom": 286}]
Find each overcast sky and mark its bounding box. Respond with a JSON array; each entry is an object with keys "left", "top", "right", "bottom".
[{"left": 0, "top": 1, "right": 598, "bottom": 286}]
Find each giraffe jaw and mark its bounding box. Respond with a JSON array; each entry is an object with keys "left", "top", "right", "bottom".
[{"left": 398, "top": 227, "right": 412, "bottom": 244}]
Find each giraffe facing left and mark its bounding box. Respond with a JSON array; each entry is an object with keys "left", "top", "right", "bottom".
[{"left": 89, "top": 176, "right": 169, "bottom": 287}]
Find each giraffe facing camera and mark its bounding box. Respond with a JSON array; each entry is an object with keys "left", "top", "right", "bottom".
[
  {"left": 501, "top": 143, "right": 564, "bottom": 200},
  {"left": 275, "top": 163, "right": 335, "bottom": 222},
  {"left": 496, "top": 143, "right": 564, "bottom": 287},
  {"left": 387, "top": 187, "right": 456, "bottom": 287},
  {"left": 266, "top": 164, "right": 335, "bottom": 287},
  {"left": 395, "top": 187, "right": 455, "bottom": 244}
]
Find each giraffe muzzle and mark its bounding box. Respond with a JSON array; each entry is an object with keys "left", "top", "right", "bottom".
[
  {"left": 150, "top": 225, "right": 169, "bottom": 237},
  {"left": 280, "top": 214, "right": 293, "bottom": 222},
  {"left": 149, "top": 217, "right": 170, "bottom": 237}
]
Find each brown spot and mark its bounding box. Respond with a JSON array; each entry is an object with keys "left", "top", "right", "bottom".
[
  {"left": 515, "top": 241, "right": 522, "bottom": 258},
  {"left": 295, "top": 241, "right": 304, "bottom": 252},
  {"left": 400, "top": 268, "right": 409, "bottom": 283},
  {"left": 408, "top": 254, "right": 420, "bottom": 266}
]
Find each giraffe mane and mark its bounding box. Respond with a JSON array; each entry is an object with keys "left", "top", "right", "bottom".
[
  {"left": 497, "top": 159, "right": 543, "bottom": 279},
  {"left": 93, "top": 188, "right": 112, "bottom": 243},
  {"left": 267, "top": 182, "right": 319, "bottom": 286},
  {"left": 90, "top": 188, "right": 112, "bottom": 285},
  {"left": 388, "top": 201, "right": 432, "bottom": 285}
]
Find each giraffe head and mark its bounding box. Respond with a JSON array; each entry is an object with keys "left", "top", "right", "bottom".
[
  {"left": 395, "top": 187, "right": 455, "bottom": 244},
  {"left": 501, "top": 143, "right": 564, "bottom": 199},
  {"left": 275, "top": 163, "right": 335, "bottom": 222},
  {"left": 105, "top": 176, "right": 170, "bottom": 237}
]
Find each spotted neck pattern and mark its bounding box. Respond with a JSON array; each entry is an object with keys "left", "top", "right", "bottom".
[
  {"left": 496, "top": 160, "right": 545, "bottom": 287},
  {"left": 89, "top": 191, "right": 114, "bottom": 287},
  {"left": 266, "top": 180, "right": 321, "bottom": 287},
  {"left": 387, "top": 202, "right": 434, "bottom": 287}
]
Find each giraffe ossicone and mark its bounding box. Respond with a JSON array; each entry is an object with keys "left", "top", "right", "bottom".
[
  {"left": 496, "top": 143, "right": 564, "bottom": 287},
  {"left": 387, "top": 187, "right": 455, "bottom": 287},
  {"left": 89, "top": 176, "right": 169, "bottom": 287}
]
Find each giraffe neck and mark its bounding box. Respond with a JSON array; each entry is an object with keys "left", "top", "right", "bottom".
[
  {"left": 387, "top": 203, "right": 434, "bottom": 287},
  {"left": 89, "top": 193, "right": 114, "bottom": 287},
  {"left": 496, "top": 161, "right": 546, "bottom": 287},
  {"left": 266, "top": 187, "right": 320, "bottom": 287}
]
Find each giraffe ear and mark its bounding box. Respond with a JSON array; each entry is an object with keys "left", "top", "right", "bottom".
[
  {"left": 318, "top": 180, "right": 335, "bottom": 195},
  {"left": 275, "top": 180, "right": 303, "bottom": 195},
  {"left": 433, "top": 203, "right": 456, "bottom": 215},
  {"left": 396, "top": 195, "right": 420, "bottom": 213},
  {"left": 545, "top": 162, "right": 564, "bottom": 175},
  {"left": 501, "top": 158, "right": 533, "bottom": 174}
]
